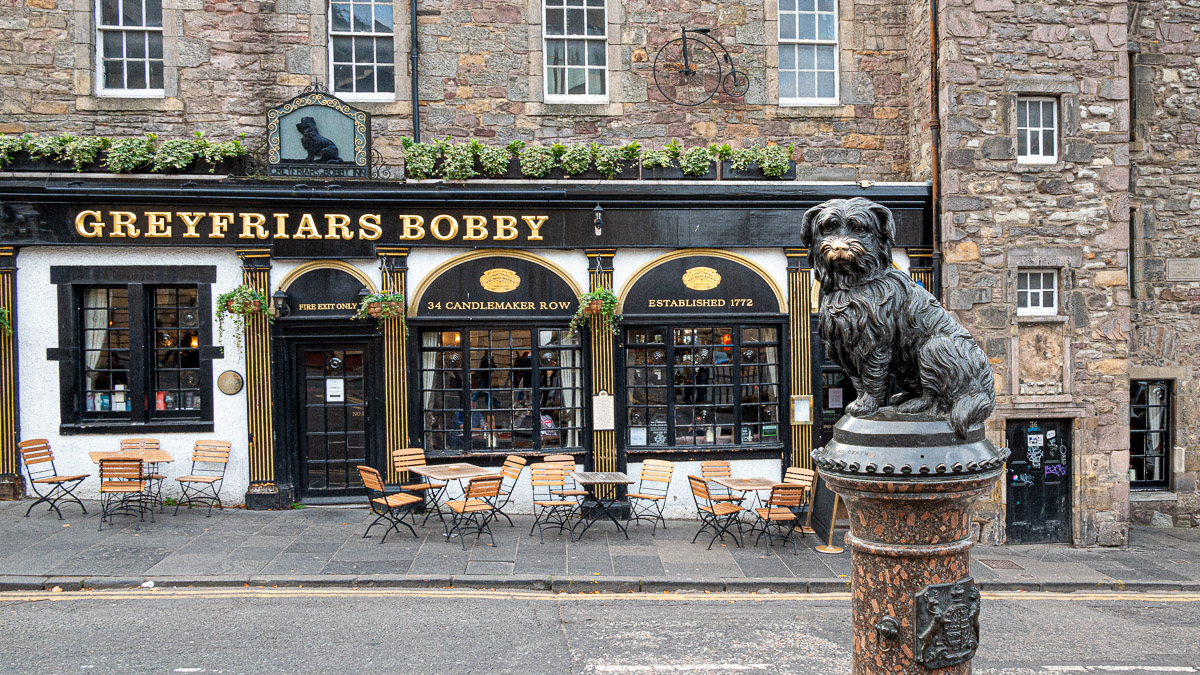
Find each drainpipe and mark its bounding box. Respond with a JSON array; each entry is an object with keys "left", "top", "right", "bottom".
[
  {"left": 929, "top": 0, "right": 943, "bottom": 302},
  {"left": 410, "top": 0, "right": 421, "bottom": 142}
]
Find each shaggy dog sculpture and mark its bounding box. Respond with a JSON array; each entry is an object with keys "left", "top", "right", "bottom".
[
  {"left": 296, "top": 117, "right": 342, "bottom": 162},
  {"left": 800, "top": 198, "right": 994, "bottom": 438}
]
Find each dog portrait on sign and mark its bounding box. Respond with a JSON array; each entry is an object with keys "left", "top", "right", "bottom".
[{"left": 800, "top": 198, "right": 995, "bottom": 438}]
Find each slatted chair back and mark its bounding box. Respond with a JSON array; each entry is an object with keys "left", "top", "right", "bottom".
[
  {"left": 99, "top": 458, "right": 144, "bottom": 492},
  {"left": 783, "top": 467, "right": 816, "bottom": 487},
  {"left": 544, "top": 454, "right": 575, "bottom": 468},
  {"left": 119, "top": 437, "right": 160, "bottom": 452},
  {"left": 464, "top": 475, "right": 503, "bottom": 500},
  {"left": 392, "top": 447, "right": 429, "bottom": 480},
  {"left": 687, "top": 474, "right": 715, "bottom": 505},
  {"left": 500, "top": 455, "right": 527, "bottom": 484},
  {"left": 763, "top": 484, "right": 807, "bottom": 516},
  {"left": 700, "top": 461, "right": 733, "bottom": 480},
  {"left": 636, "top": 459, "right": 674, "bottom": 497},
  {"left": 17, "top": 439, "right": 58, "bottom": 482},
  {"left": 531, "top": 462, "right": 567, "bottom": 500},
  {"left": 189, "top": 440, "right": 231, "bottom": 478},
  {"left": 358, "top": 465, "right": 386, "bottom": 493}
]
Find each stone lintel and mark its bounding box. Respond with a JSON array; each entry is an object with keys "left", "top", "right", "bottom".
[{"left": 1005, "top": 75, "right": 1079, "bottom": 95}]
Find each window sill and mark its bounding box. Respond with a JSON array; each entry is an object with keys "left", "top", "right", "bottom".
[
  {"left": 77, "top": 96, "right": 184, "bottom": 112},
  {"left": 1015, "top": 314, "right": 1068, "bottom": 324},
  {"left": 770, "top": 103, "right": 856, "bottom": 118},
  {"left": 1129, "top": 490, "right": 1177, "bottom": 502},
  {"left": 1009, "top": 161, "right": 1065, "bottom": 173},
  {"left": 526, "top": 101, "right": 622, "bottom": 117},
  {"left": 60, "top": 420, "right": 214, "bottom": 436}
]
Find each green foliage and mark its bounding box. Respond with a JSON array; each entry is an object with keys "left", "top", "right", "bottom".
[
  {"left": 505, "top": 140, "right": 527, "bottom": 156},
  {"left": 105, "top": 135, "right": 157, "bottom": 173},
  {"left": 708, "top": 143, "right": 733, "bottom": 161},
  {"left": 680, "top": 145, "right": 714, "bottom": 176},
  {"left": 400, "top": 136, "right": 441, "bottom": 180},
  {"left": 0, "top": 134, "right": 30, "bottom": 169},
  {"left": 619, "top": 141, "right": 641, "bottom": 161},
  {"left": 474, "top": 139, "right": 512, "bottom": 177},
  {"left": 0, "top": 307, "right": 10, "bottom": 336},
  {"left": 558, "top": 143, "right": 592, "bottom": 176},
  {"left": 663, "top": 139, "right": 683, "bottom": 160},
  {"left": 152, "top": 138, "right": 197, "bottom": 173},
  {"left": 27, "top": 134, "right": 73, "bottom": 160},
  {"left": 62, "top": 136, "right": 109, "bottom": 171},
  {"left": 592, "top": 143, "right": 626, "bottom": 179},
  {"left": 519, "top": 144, "right": 557, "bottom": 178},
  {"left": 440, "top": 139, "right": 478, "bottom": 181},
  {"left": 194, "top": 131, "right": 248, "bottom": 171},
  {"left": 729, "top": 145, "right": 759, "bottom": 172},
  {"left": 568, "top": 288, "right": 621, "bottom": 335},
  {"left": 640, "top": 149, "right": 673, "bottom": 170},
  {"left": 758, "top": 143, "right": 795, "bottom": 177},
  {"left": 215, "top": 284, "right": 273, "bottom": 357},
  {"left": 353, "top": 291, "right": 407, "bottom": 333}
]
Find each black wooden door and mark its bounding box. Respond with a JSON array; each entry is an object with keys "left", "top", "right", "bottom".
[
  {"left": 297, "top": 345, "right": 371, "bottom": 498},
  {"left": 1006, "top": 419, "right": 1072, "bottom": 544}
]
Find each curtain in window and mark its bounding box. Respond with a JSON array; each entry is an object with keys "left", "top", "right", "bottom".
[{"left": 83, "top": 289, "right": 109, "bottom": 390}]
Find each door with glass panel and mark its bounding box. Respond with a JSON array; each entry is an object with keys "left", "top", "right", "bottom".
[
  {"left": 420, "top": 328, "right": 584, "bottom": 455},
  {"left": 297, "top": 346, "right": 370, "bottom": 497}
]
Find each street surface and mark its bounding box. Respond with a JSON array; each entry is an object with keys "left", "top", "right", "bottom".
[{"left": 1, "top": 588, "right": 1198, "bottom": 674}]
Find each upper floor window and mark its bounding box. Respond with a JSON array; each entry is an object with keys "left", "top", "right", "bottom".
[
  {"left": 543, "top": 0, "right": 608, "bottom": 103},
  {"left": 1017, "top": 97, "right": 1058, "bottom": 164},
  {"left": 778, "top": 0, "right": 838, "bottom": 105},
  {"left": 96, "top": 0, "right": 164, "bottom": 96},
  {"left": 330, "top": 0, "right": 395, "bottom": 100},
  {"left": 1131, "top": 380, "right": 1171, "bottom": 490},
  {"left": 1016, "top": 269, "right": 1058, "bottom": 317}
]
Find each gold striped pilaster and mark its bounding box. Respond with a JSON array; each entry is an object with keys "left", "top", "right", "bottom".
[
  {"left": 587, "top": 249, "right": 617, "bottom": 499},
  {"left": 785, "top": 248, "right": 813, "bottom": 471},
  {"left": 377, "top": 247, "right": 410, "bottom": 483},
  {"left": 238, "top": 249, "right": 275, "bottom": 485},
  {"left": 908, "top": 247, "right": 935, "bottom": 292},
  {"left": 0, "top": 247, "right": 17, "bottom": 479}
]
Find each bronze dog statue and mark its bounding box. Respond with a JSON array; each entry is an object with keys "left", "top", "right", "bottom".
[{"left": 800, "top": 198, "right": 994, "bottom": 438}]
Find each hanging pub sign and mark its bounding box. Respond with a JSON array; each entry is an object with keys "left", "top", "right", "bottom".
[
  {"left": 621, "top": 253, "right": 785, "bottom": 317},
  {"left": 411, "top": 254, "right": 579, "bottom": 321},
  {"left": 266, "top": 87, "right": 370, "bottom": 178}
]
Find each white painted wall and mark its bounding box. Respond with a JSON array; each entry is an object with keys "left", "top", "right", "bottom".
[{"left": 16, "top": 246, "right": 251, "bottom": 503}]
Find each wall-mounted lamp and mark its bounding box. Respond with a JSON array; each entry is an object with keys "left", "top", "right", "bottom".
[
  {"left": 593, "top": 204, "right": 604, "bottom": 237},
  {"left": 271, "top": 289, "right": 290, "bottom": 318}
]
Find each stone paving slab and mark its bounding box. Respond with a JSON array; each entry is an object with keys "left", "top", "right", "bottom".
[{"left": 4, "top": 499, "right": 1200, "bottom": 592}]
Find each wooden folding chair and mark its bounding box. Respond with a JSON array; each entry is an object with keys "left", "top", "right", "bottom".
[
  {"left": 392, "top": 447, "right": 447, "bottom": 526},
  {"left": 545, "top": 454, "right": 587, "bottom": 499},
  {"left": 701, "top": 460, "right": 743, "bottom": 504},
  {"left": 783, "top": 466, "right": 817, "bottom": 532},
  {"left": 18, "top": 439, "right": 89, "bottom": 519},
  {"left": 175, "top": 440, "right": 231, "bottom": 517},
  {"left": 688, "top": 474, "right": 743, "bottom": 549},
  {"left": 120, "top": 437, "right": 166, "bottom": 512},
  {"left": 99, "top": 458, "right": 146, "bottom": 531},
  {"left": 530, "top": 462, "right": 579, "bottom": 543},
  {"left": 752, "top": 484, "right": 808, "bottom": 554},
  {"left": 492, "top": 455, "right": 527, "bottom": 527},
  {"left": 627, "top": 459, "right": 674, "bottom": 534},
  {"left": 445, "top": 475, "right": 504, "bottom": 550},
  {"left": 358, "top": 466, "right": 421, "bottom": 543}
]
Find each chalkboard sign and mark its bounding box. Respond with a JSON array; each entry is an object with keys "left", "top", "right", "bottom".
[{"left": 809, "top": 470, "right": 840, "bottom": 543}]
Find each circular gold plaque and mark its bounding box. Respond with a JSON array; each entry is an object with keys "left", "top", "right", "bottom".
[
  {"left": 681, "top": 266, "right": 721, "bottom": 291},
  {"left": 217, "top": 370, "right": 244, "bottom": 395},
  {"left": 479, "top": 268, "right": 521, "bottom": 293}
]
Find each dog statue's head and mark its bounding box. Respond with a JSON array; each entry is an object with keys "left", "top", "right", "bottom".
[
  {"left": 297, "top": 117, "right": 318, "bottom": 136},
  {"left": 799, "top": 197, "right": 896, "bottom": 290}
]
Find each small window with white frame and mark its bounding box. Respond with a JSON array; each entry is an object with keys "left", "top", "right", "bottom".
[
  {"left": 543, "top": 0, "right": 608, "bottom": 103},
  {"left": 778, "top": 0, "right": 838, "bottom": 105},
  {"left": 1016, "top": 269, "right": 1058, "bottom": 316},
  {"left": 329, "top": 0, "right": 395, "bottom": 100},
  {"left": 96, "top": 0, "right": 164, "bottom": 96},
  {"left": 1016, "top": 97, "right": 1058, "bottom": 164}
]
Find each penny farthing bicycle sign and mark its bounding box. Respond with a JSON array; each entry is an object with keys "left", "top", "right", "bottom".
[{"left": 652, "top": 27, "right": 749, "bottom": 106}]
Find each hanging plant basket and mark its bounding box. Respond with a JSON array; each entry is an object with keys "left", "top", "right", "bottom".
[
  {"left": 354, "top": 292, "right": 407, "bottom": 333},
  {"left": 569, "top": 288, "right": 621, "bottom": 335},
  {"left": 216, "top": 285, "right": 273, "bottom": 358},
  {"left": 584, "top": 299, "right": 604, "bottom": 316}
]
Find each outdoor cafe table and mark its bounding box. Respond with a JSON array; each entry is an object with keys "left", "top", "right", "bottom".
[
  {"left": 709, "top": 476, "right": 777, "bottom": 536},
  {"left": 409, "top": 463, "right": 499, "bottom": 534},
  {"left": 89, "top": 449, "right": 175, "bottom": 510},
  {"left": 569, "top": 471, "right": 636, "bottom": 540}
]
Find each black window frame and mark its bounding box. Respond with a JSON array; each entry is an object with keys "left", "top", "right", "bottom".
[
  {"left": 1130, "top": 379, "right": 1172, "bottom": 491},
  {"left": 50, "top": 266, "right": 219, "bottom": 435},
  {"left": 621, "top": 322, "right": 784, "bottom": 453}
]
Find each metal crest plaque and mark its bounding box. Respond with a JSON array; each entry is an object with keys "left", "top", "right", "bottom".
[
  {"left": 266, "top": 88, "right": 370, "bottom": 178},
  {"left": 915, "top": 577, "right": 980, "bottom": 669}
]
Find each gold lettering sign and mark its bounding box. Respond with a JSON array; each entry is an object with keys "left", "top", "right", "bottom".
[
  {"left": 682, "top": 266, "right": 722, "bottom": 291},
  {"left": 479, "top": 268, "right": 521, "bottom": 293}
]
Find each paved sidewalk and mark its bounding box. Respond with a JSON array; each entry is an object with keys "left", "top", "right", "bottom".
[{"left": 2, "top": 499, "right": 1199, "bottom": 592}]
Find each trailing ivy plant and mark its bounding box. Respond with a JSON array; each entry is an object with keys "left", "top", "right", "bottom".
[
  {"left": 105, "top": 134, "right": 157, "bottom": 173},
  {"left": 729, "top": 145, "right": 759, "bottom": 172},
  {"left": 558, "top": 143, "right": 592, "bottom": 176},
  {"left": 519, "top": 144, "right": 557, "bottom": 178},
  {"left": 619, "top": 141, "right": 641, "bottom": 162},
  {"left": 708, "top": 143, "right": 733, "bottom": 162},
  {"left": 27, "top": 134, "right": 73, "bottom": 161},
  {"left": 680, "top": 145, "right": 714, "bottom": 176},
  {"left": 194, "top": 131, "right": 248, "bottom": 170},
  {"left": 592, "top": 143, "right": 625, "bottom": 179},
  {"left": 0, "top": 307, "right": 10, "bottom": 336},
  {"left": 352, "top": 291, "right": 407, "bottom": 333},
  {"left": 474, "top": 139, "right": 511, "bottom": 177},
  {"left": 62, "top": 136, "right": 110, "bottom": 171},
  {"left": 152, "top": 138, "right": 197, "bottom": 173},
  {"left": 758, "top": 143, "right": 795, "bottom": 177},
  {"left": 568, "top": 288, "right": 621, "bottom": 336},
  {"left": 0, "top": 134, "right": 30, "bottom": 169},
  {"left": 440, "top": 139, "right": 478, "bottom": 181},
  {"left": 216, "top": 284, "right": 273, "bottom": 357},
  {"left": 640, "top": 149, "right": 673, "bottom": 170},
  {"left": 400, "top": 136, "right": 440, "bottom": 180}
]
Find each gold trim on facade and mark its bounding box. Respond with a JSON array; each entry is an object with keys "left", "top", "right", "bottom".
[
  {"left": 0, "top": 247, "right": 15, "bottom": 477},
  {"left": 238, "top": 249, "right": 276, "bottom": 485},
  {"left": 617, "top": 249, "right": 787, "bottom": 314},
  {"left": 275, "top": 259, "right": 378, "bottom": 294},
  {"left": 588, "top": 249, "right": 617, "bottom": 500},
  {"left": 407, "top": 249, "right": 584, "bottom": 317},
  {"left": 786, "top": 248, "right": 814, "bottom": 471},
  {"left": 378, "top": 248, "right": 409, "bottom": 483}
]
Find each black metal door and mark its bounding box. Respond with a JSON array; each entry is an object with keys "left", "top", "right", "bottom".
[
  {"left": 297, "top": 345, "right": 370, "bottom": 498},
  {"left": 1006, "top": 419, "right": 1071, "bottom": 544}
]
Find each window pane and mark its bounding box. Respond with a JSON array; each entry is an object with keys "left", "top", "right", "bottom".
[
  {"left": 1029, "top": 130, "right": 1040, "bottom": 155},
  {"left": 105, "top": 60, "right": 124, "bottom": 89},
  {"left": 780, "top": 71, "right": 796, "bottom": 99},
  {"left": 1017, "top": 291, "right": 1028, "bottom": 308},
  {"left": 354, "top": 65, "right": 373, "bottom": 92},
  {"left": 352, "top": 3, "right": 372, "bottom": 31},
  {"left": 1043, "top": 290, "right": 1054, "bottom": 308},
  {"left": 1017, "top": 130, "right": 1027, "bottom": 156},
  {"left": 797, "top": 13, "right": 816, "bottom": 40},
  {"left": 333, "top": 35, "right": 352, "bottom": 62},
  {"left": 1017, "top": 101, "right": 1027, "bottom": 127},
  {"left": 566, "top": 7, "right": 584, "bottom": 35},
  {"left": 102, "top": 0, "right": 119, "bottom": 25},
  {"left": 1028, "top": 101, "right": 1040, "bottom": 126},
  {"left": 546, "top": 7, "right": 564, "bottom": 35},
  {"left": 780, "top": 0, "right": 795, "bottom": 10},
  {"left": 1042, "top": 101, "right": 1055, "bottom": 127},
  {"left": 103, "top": 31, "right": 123, "bottom": 58},
  {"left": 331, "top": 3, "right": 351, "bottom": 31},
  {"left": 797, "top": 44, "right": 814, "bottom": 71},
  {"left": 1043, "top": 127, "right": 1055, "bottom": 157},
  {"left": 374, "top": 4, "right": 392, "bottom": 31},
  {"left": 588, "top": 68, "right": 604, "bottom": 95},
  {"left": 147, "top": 31, "right": 162, "bottom": 58},
  {"left": 145, "top": 0, "right": 161, "bottom": 26},
  {"left": 567, "top": 40, "right": 585, "bottom": 66},
  {"left": 546, "top": 39, "right": 565, "bottom": 66},
  {"left": 126, "top": 30, "right": 145, "bottom": 59},
  {"left": 377, "top": 66, "right": 394, "bottom": 92},
  {"left": 817, "top": 71, "right": 835, "bottom": 99},
  {"left": 1042, "top": 272, "right": 1055, "bottom": 289},
  {"left": 547, "top": 66, "right": 565, "bottom": 94},
  {"left": 816, "top": 0, "right": 833, "bottom": 10},
  {"left": 148, "top": 60, "right": 163, "bottom": 88},
  {"left": 587, "top": 39, "right": 604, "bottom": 66},
  {"left": 127, "top": 60, "right": 146, "bottom": 89},
  {"left": 566, "top": 67, "right": 585, "bottom": 95},
  {"left": 334, "top": 64, "right": 354, "bottom": 91},
  {"left": 354, "top": 35, "right": 373, "bottom": 62},
  {"left": 780, "top": 14, "right": 796, "bottom": 40},
  {"left": 376, "top": 35, "right": 393, "bottom": 62},
  {"left": 817, "top": 44, "right": 835, "bottom": 70},
  {"left": 798, "top": 71, "right": 815, "bottom": 98},
  {"left": 585, "top": 8, "right": 603, "bottom": 36},
  {"left": 121, "top": 0, "right": 142, "bottom": 25},
  {"left": 817, "top": 12, "right": 835, "bottom": 40},
  {"left": 797, "top": 0, "right": 814, "bottom": 10}
]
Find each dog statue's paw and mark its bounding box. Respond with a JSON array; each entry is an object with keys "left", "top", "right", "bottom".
[
  {"left": 897, "top": 395, "right": 936, "bottom": 415},
  {"left": 845, "top": 395, "right": 879, "bottom": 417},
  {"left": 889, "top": 392, "right": 915, "bottom": 406}
]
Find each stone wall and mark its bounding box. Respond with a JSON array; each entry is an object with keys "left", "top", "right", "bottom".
[
  {"left": 1129, "top": 0, "right": 1200, "bottom": 526},
  {"left": 0, "top": 0, "right": 922, "bottom": 181},
  {"left": 936, "top": 0, "right": 1131, "bottom": 546}
]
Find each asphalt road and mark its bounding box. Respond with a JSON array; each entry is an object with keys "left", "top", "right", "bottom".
[{"left": 1, "top": 587, "right": 1198, "bottom": 674}]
